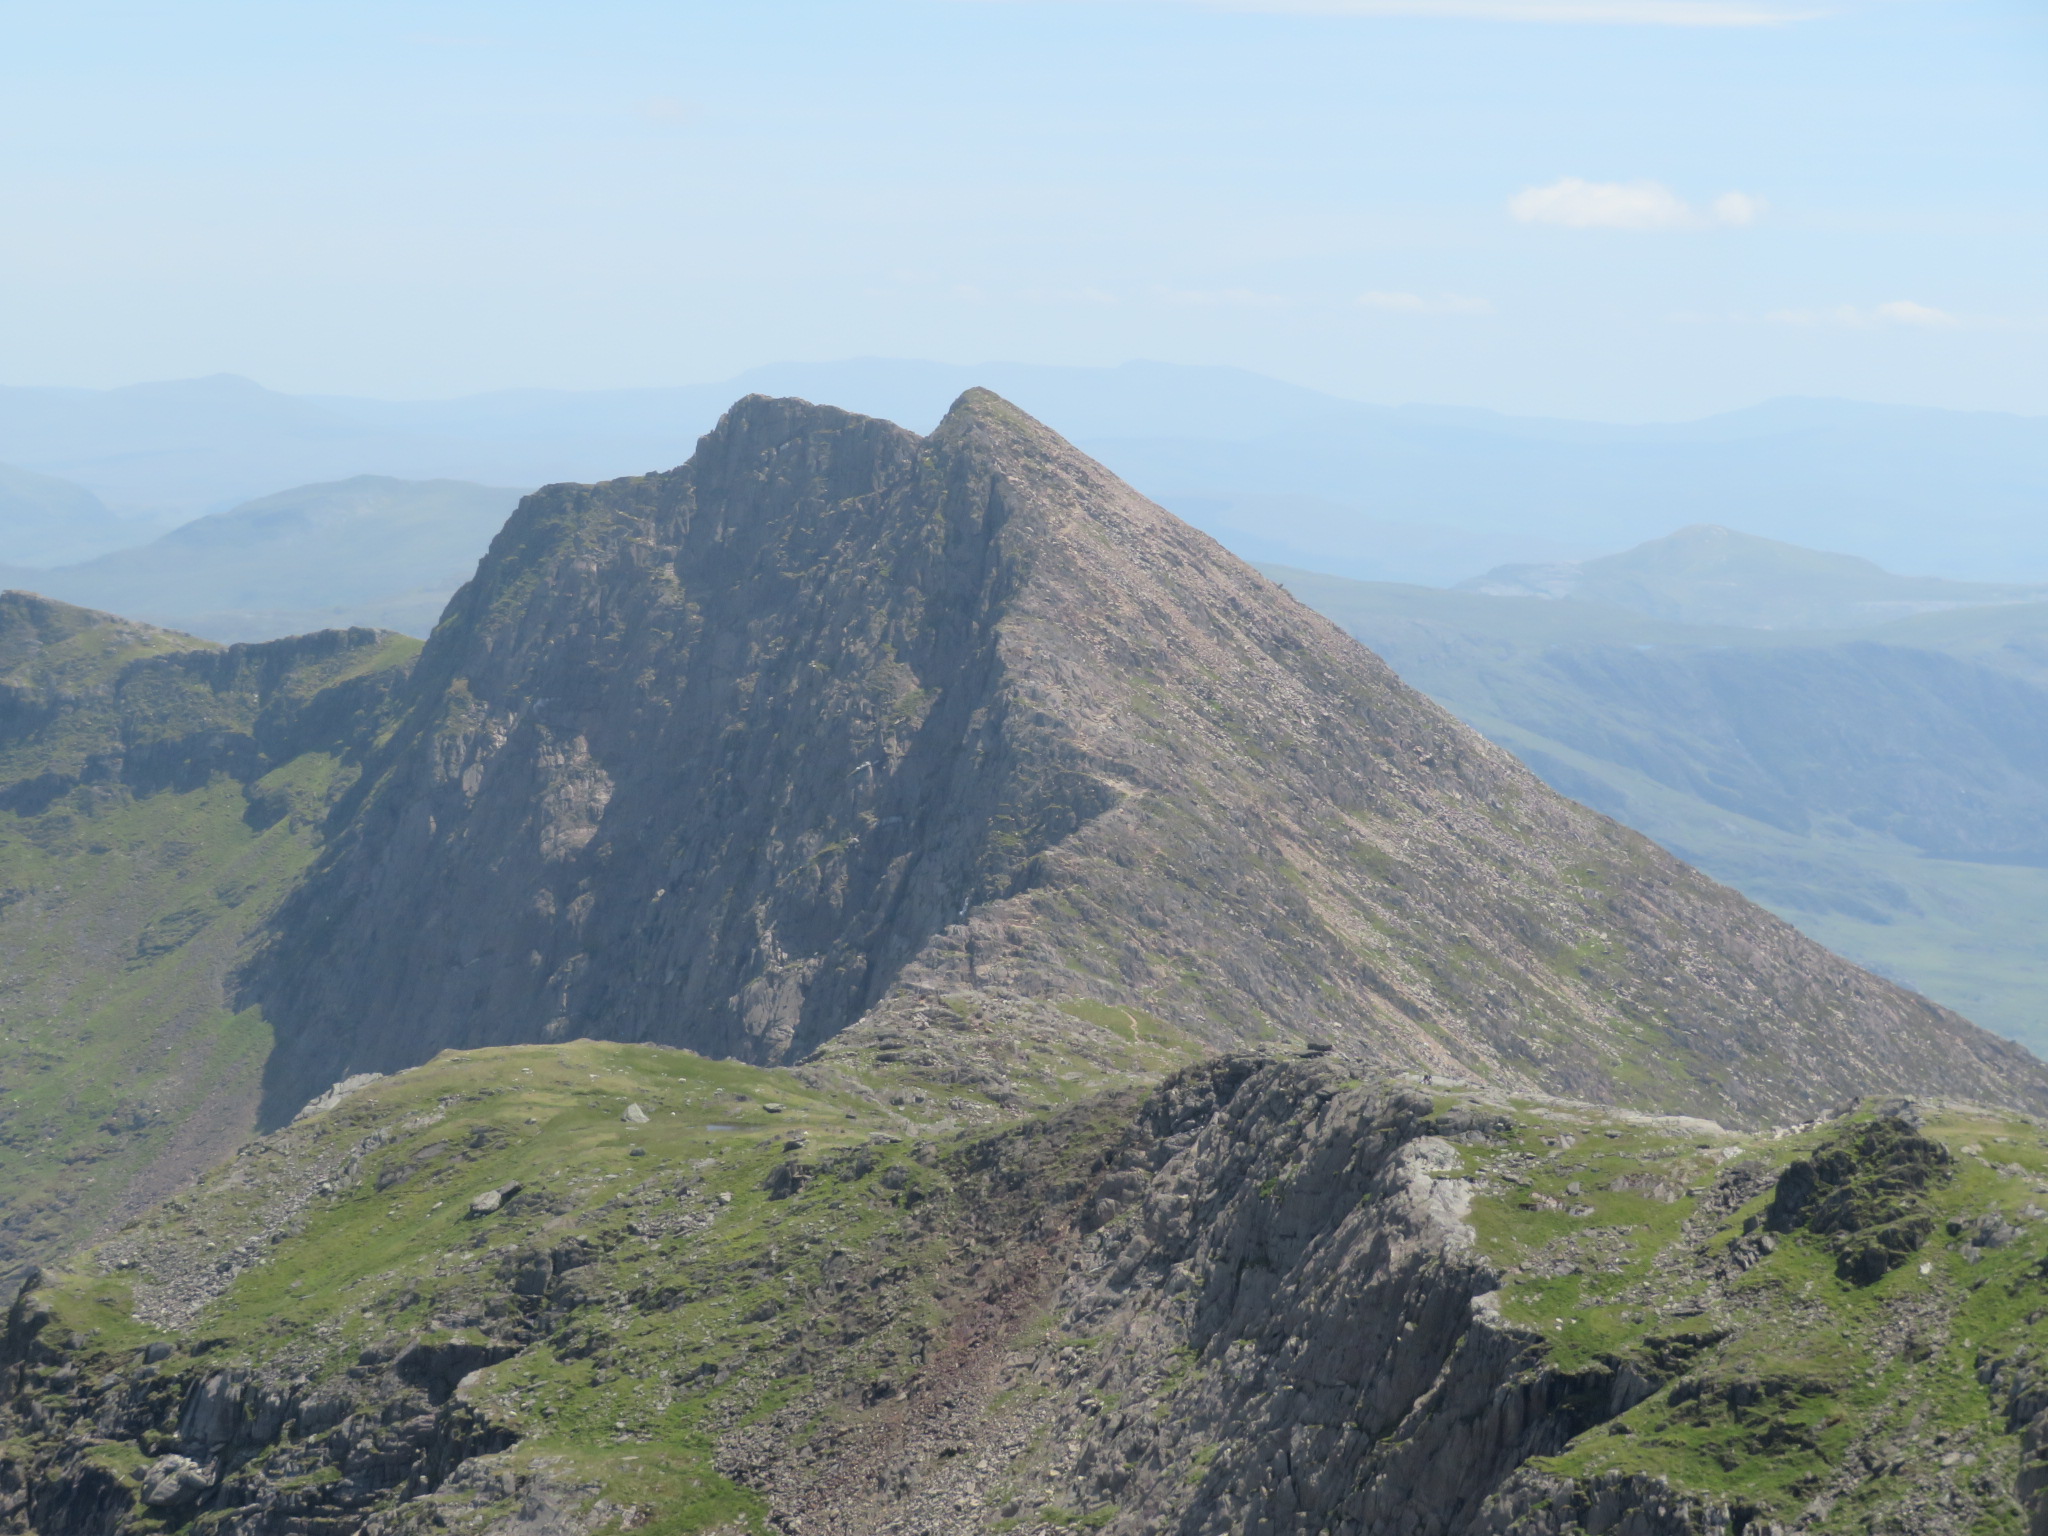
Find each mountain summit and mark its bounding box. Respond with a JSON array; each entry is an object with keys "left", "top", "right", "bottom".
[{"left": 249, "top": 390, "right": 2043, "bottom": 1126}]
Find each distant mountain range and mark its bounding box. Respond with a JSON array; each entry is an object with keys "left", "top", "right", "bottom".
[
  {"left": 1271, "top": 527, "right": 2048, "bottom": 1049},
  {"left": 2, "top": 476, "right": 527, "bottom": 642},
  {"left": 1, "top": 361, "right": 2044, "bottom": 585}
]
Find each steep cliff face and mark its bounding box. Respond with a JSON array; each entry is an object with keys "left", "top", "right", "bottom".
[{"left": 248, "top": 390, "right": 2046, "bottom": 1129}]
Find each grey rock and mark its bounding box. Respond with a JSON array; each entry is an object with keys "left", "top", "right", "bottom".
[
  {"left": 139, "top": 1454, "right": 213, "bottom": 1507},
  {"left": 293, "top": 1073, "right": 386, "bottom": 1122}
]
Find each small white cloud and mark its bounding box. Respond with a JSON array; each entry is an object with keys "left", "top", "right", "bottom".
[
  {"left": 1509, "top": 178, "right": 1763, "bottom": 231},
  {"left": 1872, "top": 300, "right": 1956, "bottom": 327},
  {"left": 1766, "top": 301, "right": 1960, "bottom": 329},
  {"left": 1510, "top": 179, "right": 1692, "bottom": 230},
  {"left": 1710, "top": 191, "right": 1765, "bottom": 226},
  {"left": 1357, "top": 290, "right": 1493, "bottom": 315}
]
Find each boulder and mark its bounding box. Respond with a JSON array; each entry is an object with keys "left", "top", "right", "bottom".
[
  {"left": 140, "top": 1454, "right": 214, "bottom": 1508},
  {"left": 467, "top": 1180, "right": 524, "bottom": 1216}
]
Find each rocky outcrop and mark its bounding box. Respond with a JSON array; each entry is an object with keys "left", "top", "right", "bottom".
[
  {"left": 727, "top": 1060, "right": 1695, "bottom": 1536},
  {"left": 0, "top": 1266, "right": 517, "bottom": 1534},
  {"left": 244, "top": 391, "right": 2047, "bottom": 1130},
  {"left": 1471, "top": 1470, "right": 1779, "bottom": 1536},
  {"left": 1763, "top": 1111, "right": 1952, "bottom": 1283},
  {"left": 6, "top": 1047, "right": 2048, "bottom": 1536}
]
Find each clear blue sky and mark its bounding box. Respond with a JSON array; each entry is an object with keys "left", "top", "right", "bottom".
[{"left": 2, "top": 0, "right": 2041, "bottom": 418}]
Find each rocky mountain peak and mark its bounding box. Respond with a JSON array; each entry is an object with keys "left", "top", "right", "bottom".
[{"left": 245, "top": 391, "right": 2048, "bottom": 1129}]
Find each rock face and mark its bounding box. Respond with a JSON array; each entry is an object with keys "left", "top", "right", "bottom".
[
  {"left": 735, "top": 1062, "right": 1595, "bottom": 1536},
  {"left": 248, "top": 390, "right": 2047, "bottom": 1128}
]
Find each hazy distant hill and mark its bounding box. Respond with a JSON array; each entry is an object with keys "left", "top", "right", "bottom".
[
  {"left": 1103, "top": 393, "right": 2048, "bottom": 584},
  {"left": 1271, "top": 537, "right": 2048, "bottom": 1047},
  {"left": 1, "top": 364, "right": 2043, "bottom": 585},
  {"left": 13, "top": 475, "right": 525, "bottom": 641},
  {"left": 1461, "top": 523, "right": 2048, "bottom": 630},
  {"left": 0, "top": 461, "right": 143, "bottom": 566}
]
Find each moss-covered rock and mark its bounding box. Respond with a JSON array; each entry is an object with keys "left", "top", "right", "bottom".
[{"left": 1765, "top": 1112, "right": 1953, "bottom": 1283}]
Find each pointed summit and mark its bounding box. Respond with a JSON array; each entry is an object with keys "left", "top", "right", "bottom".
[{"left": 248, "top": 392, "right": 2047, "bottom": 1127}]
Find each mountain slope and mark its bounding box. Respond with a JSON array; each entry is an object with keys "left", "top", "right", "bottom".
[
  {"left": 246, "top": 391, "right": 2045, "bottom": 1130},
  {"left": 1265, "top": 566, "right": 2048, "bottom": 1048}
]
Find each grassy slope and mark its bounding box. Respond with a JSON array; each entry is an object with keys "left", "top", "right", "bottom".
[
  {"left": 0, "top": 608, "right": 422, "bottom": 1265},
  {"left": 1465, "top": 1097, "right": 2048, "bottom": 1531},
  {"left": 35, "top": 1028, "right": 1192, "bottom": 1534}
]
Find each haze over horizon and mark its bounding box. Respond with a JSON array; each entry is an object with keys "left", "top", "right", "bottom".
[
  {"left": 4, "top": 0, "right": 2041, "bottom": 421},
  {"left": 18, "top": 361, "right": 2048, "bottom": 425}
]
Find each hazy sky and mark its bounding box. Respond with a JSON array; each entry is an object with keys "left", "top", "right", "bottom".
[{"left": 3, "top": 0, "right": 2042, "bottom": 418}]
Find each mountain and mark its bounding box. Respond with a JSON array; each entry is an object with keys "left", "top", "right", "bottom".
[
  {"left": 20, "top": 476, "right": 526, "bottom": 642},
  {"left": 0, "top": 390, "right": 2035, "bottom": 1269},
  {"left": 3, "top": 367, "right": 2045, "bottom": 586},
  {"left": 240, "top": 390, "right": 2038, "bottom": 1133},
  {"left": 0, "top": 463, "right": 140, "bottom": 567},
  {"left": 1460, "top": 524, "right": 2048, "bottom": 630},
  {"left": 1266, "top": 563, "right": 2048, "bottom": 1048}
]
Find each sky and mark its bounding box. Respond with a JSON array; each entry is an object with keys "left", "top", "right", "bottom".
[{"left": 0, "top": 0, "right": 2042, "bottom": 420}]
